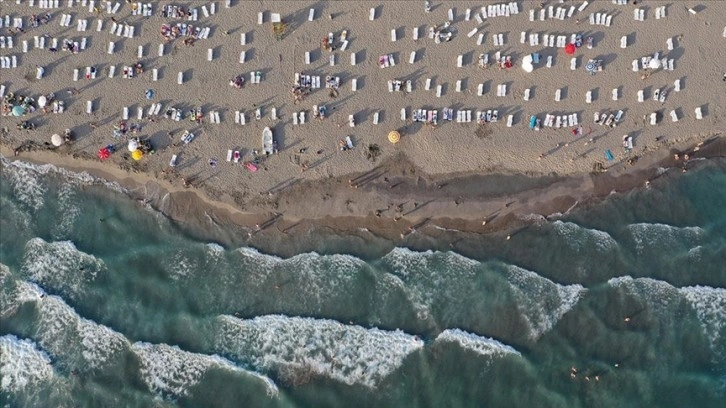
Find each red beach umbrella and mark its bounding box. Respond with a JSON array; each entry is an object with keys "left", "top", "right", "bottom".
[
  {"left": 97, "top": 147, "right": 111, "bottom": 160},
  {"left": 564, "top": 43, "right": 576, "bottom": 55}
]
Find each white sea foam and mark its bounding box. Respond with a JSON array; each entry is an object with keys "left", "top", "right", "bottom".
[
  {"left": 607, "top": 276, "right": 681, "bottom": 307},
  {"left": 680, "top": 286, "right": 726, "bottom": 355},
  {"left": 215, "top": 314, "right": 424, "bottom": 388},
  {"left": 0, "top": 335, "right": 55, "bottom": 393},
  {"left": 381, "top": 248, "right": 479, "bottom": 321},
  {"left": 627, "top": 223, "right": 705, "bottom": 254},
  {"left": 33, "top": 295, "right": 129, "bottom": 370},
  {"left": 50, "top": 182, "right": 81, "bottom": 239},
  {"left": 551, "top": 221, "right": 618, "bottom": 253},
  {"left": 2, "top": 158, "right": 47, "bottom": 212},
  {"left": 505, "top": 265, "right": 586, "bottom": 340},
  {"left": 21, "top": 238, "right": 106, "bottom": 299},
  {"left": 132, "top": 342, "right": 278, "bottom": 398},
  {"left": 435, "top": 329, "right": 521, "bottom": 359},
  {"left": 232, "top": 248, "right": 369, "bottom": 309},
  {"left": 0, "top": 263, "right": 10, "bottom": 287}
]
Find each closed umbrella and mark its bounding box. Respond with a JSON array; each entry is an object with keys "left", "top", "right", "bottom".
[
  {"left": 564, "top": 43, "right": 576, "bottom": 55},
  {"left": 585, "top": 60, "right": 597, "bottom": 74},
  {"left": 648, "top": 58, "right": 661, "bottom": 69},
  {"left": 388, "top": 130, "right": 401, "bottom": 144},
  {"left": 521, "top": 55, "right": 534, "bottom": 73},
  {"left": 127, "top": 139, "right": 139, "bottom": 151},
  {"left": 12, "top": 106, "right": 24, "bottom": 116},
  {"left": 38, "top": 95, "right": 47, "bottom": 108},
  {"left": 51, "top": 134, "right": 63, "bottom": 147},
  {"left": 131, "top": 149, "right": 143, "bottom": 161}
]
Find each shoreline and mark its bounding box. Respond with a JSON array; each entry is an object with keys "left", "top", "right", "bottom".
[{"left": 3, "top": 134, "right": 724, "bottom": 259}]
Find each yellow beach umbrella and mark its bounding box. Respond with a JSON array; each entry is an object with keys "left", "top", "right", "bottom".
[
  {"left": 131, "top": 149, "right": 143, "bottom": 161},
  {"left": 388, "top": 130, "right": 401, "bottom": 144}
]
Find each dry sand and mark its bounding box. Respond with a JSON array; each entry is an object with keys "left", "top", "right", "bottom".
[{"left": 1, "top": 0, "right": 725, "bottom": 249}]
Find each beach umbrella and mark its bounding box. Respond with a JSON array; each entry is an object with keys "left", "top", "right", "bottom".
[
  {"left": 38, "top": 95, "right": 47, "bottom": 108},
  {"left": 51, "top": 133, "right": 63, "bottom": 147},
  {"left": 585, "top": 60, "right": 597, "bottom": 74},
  {"left": 145, "top": 89, "right": 154, "bottom": 99},
  {"left": 131, "top": 149, "right": 143, "bottom": 161},
  {"left": 127, "top": 139, "right": 139, "bottom": 152},
  {"left": 564, "top": 43, "right": 576, "bottom": 55},
  {"left": 648, "top": 58, "right": 661, "bottom": 69},
  {"left": 11, "top": 105, "right": 24, "bottom": 116},
  {"left": 388, "top": 130, "right": 401, "bottom": 144},
  {"left": 97, "top": 147, "right": 111, "bottom": 160}
]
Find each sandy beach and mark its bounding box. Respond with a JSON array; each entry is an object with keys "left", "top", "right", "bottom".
[{"left": 2, "top": 0, "right": 725, "bottom": 250}]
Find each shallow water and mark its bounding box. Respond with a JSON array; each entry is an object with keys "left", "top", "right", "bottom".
[{"left": 1, "top": 155, "right": 725, "bottom": 407}]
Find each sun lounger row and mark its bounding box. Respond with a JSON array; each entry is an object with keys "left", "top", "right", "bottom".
[
  {"left": 105, "top": 2, "right": 122, "bottom": 14},
  {"left": 492, "top": 33, "right": 505, "bottom": 46},
  {"left": 479, "top": 3, "right": 520, "bottom": 20},
  {"left": 496, "top": 84, "right": 507, "bottom": 97},
  {"left": 655, "top": 6, "right": 667, "bottom": 19},
  {"left": 147, "top": 103, "right": 163, "bottom": 116},
  {"left": 51, "top": 100, "right": 65, "bottom": 113},
  {"left": 612, "top": 0, "right": 628, "bottom": 5},
  {"left": 456, "top": 110, "right": 473, "bottom": 123},
  {"left": 633, "top": 8, "right": 646, "bottom": 21},
  {"left": 543, "top": 113, "right": 579, "bottom": 128},
  {"left": 58, "top": 14, "right": 72, "bottom": 27},
  {"left": 523, "top": 34, "right": 575, "bottom": 48},
  {"left": 35, "top": 0, "right": 61, "bottom": 8},
  {"left": 109, "top": 23, "right": 136, "bottom": 38},
  {"left": 208, "top": 111, "right": 221, "bottom": 124},
  {"left": 294, "top": 74, "right": 322, "bottom": 89},
  {"left": 325, "top": 76, "right": 340, "bottom": 89},
  {"left": 0, "top": 16, "right": 21, "bottom": 29},
  {"left": 378, "top": 54, "right": 396, "bottom": 68},
  {"left": 292, "top": 111, "right": 308, "bottom": 125},
  {"left": 75, "top": 19, "right": 88, "bottom": 31},
  {"left": 589, "top": 13, "right": 613, "bottom": 27},
  {"left": 131, "top": 3, "right": 154, "bottom": 17},
  {"left": 388, "top": 80, "right": 412, "bottom": 93},
  {"left": 411, "top": 109, "right": 438, "bottom": 125},
  {"left": 0, "top": 37, "right": 13, "bottom": 49},
  {"left": 632, "top": 57, "right": 675, "bottom": 72},
  {"left": 476, "top": 110, "right": 499, "bottom": 123},
  {"left": 593, "top": 111, "right": 623, "bottom": 127},
  {"left": 0, "top": 55, "right": 18, "bottom": 69},
  {"left": 180, "top": 130, "right": 196, "bottom": 144}
]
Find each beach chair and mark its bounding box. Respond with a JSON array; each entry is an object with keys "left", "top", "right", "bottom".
[
  {"left": 546, "top": 55, "right": 553, "bottom": 68},
  {"left": 456, "top": 80, "right": 462, "bottom": 93},
  {"left": 614, "top": 110, "right": 624, "bottom": 124},
  {"left": 555, "top": 89, "right": 561, "bottom": 102},
  {"left": 570, "top": 58, "right": 577, "bottom": 70},
  {"left": 637, "top": 90, "right": 644, "bottom": 103},
  {"left": 695, "top": 107, "right": 703, "bottom": 120},
  {"left": 292, "top": 112, "right": 299, "bottom": 125},
  {"left": 555, "top": 116, "right": 562, "bottom": 128},
  {"left": 659, "top": 91, "right": 667, "bottom": 104},
  {"left": 348, "top": 114, "right": 355, "bottom": 128},
  {"left": 369, "top": 8, "right": 376, "bottom": 21},
  {"left": 300, "top": 111, "right": 306, "bottom": 124},
  {"left": 436, "top": 85, "right": 442, "bottom": 98},
  {"left": 674, "top": 79, "right": 681, "bottom": 92},
  {"left": 586, "top": 91, "right": 592, "bottom": 104},
  {"left": 406, "top": 80, "right": 412, "bottom": 93},
  {"left": 620, "top": 36, "right": 627, "bottom": 48},
  {"left": 373, "top": 111, "right": 379, "bottom": 125},
  {"left": 612, "top": 88, "right": 618, "bottom": 101},
  {"left": 506, "top": 115, "right": 513, "bottom": 127},
  {"left": 670, "top": 110, "right": 678, "bottom": 122},
  {"left": 653, "top": 88, "right": 660, "bottom": 101},
  {"left": 400, "top": 108, "right": 406, "bottom": 121},
  {"left": 457, "top": 55, "right": 463, "bottom": 68}
]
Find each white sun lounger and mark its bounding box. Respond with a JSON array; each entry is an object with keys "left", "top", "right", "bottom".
[
  {"left": 234, "top": 111, "right": 240, "bottom": 124},
  {"left": 632, "top": 60, "right": 639, "bottom": 71},
  {"left": 456, "top": 80, "right": 462, "bottom": 92},
  {"left": 308, "top": 8, "right": 315, "bottom": 21},
  {"left": 506, "top": 114, "right": 514, "bottom": 127},
  {"left": 292, "top": 112, "right": 299, "bottom": 125},
  {"left": 108, "top": 65, "right": 116, "bottom": 78},
  {"left": 258, "top": 12, "right": 264, "bottom": 25},
  {"left": 448, "top": 8, "right": 454, "bottom": 21},
  {"left": 239, "top": 51, "right": 246, "bottom": 64},
  {"left": 670, "top": 110, "right": 678, "bottom": 122},
  {"left": 86, "top": 100, "right": 92, "bottom": 114},
  {"left": 108, "top": 41, "right": 115, "bottom": 54},
  {"left": 391, "top": 29, "right": 397, "bottom": 42},
  {"left": 137, "top": 107, "right": 143, "bottom": 120},
  {"left": 523, "top": 88, "right": 531, "bottom": 101},
  {"left": 666, "top": 38, "right": 674, "bottom": 51},
  {"left": 299, "top": 111, "right": 305, "bottom": 124},
  {"left": 373, "top": 111, "right": 379, "bottom": 125},
  {"left": 240, "top": 111, "right": 246, "bottom": 125},
  {"left": 436, "top": 85, "right": 442, "bottom": 98},
  {"left": 457, "top": 55, "right": 463, "bottom": 68},
  {"left": 413, "top": 27, "right": 419, "bottom": 40},
  {"left": 177, "top": 71, "right": 183, "bottom": 85},
  {"left": 425, "top": 78, "right": 432, "bottom": 91},
  {"left": 401, "top": 108, "right": 406, "bottom": 121},
  {"left": 73, "top": 68, "right": 79, "bottom": 81},
  {"left": 586, "top": 91, "right": 592, "bottom": 104},
  {"left": 612, "top": 88, "right": 618, "bottom": 101},
  {"left": 477, "top": 33, "right": 484, "bottom": 45},
  {"left": 351, "top": 78, "right": 357, "bottom": 91},
  {"left": 406, "top": 80, "right": 412, "bottom": 93},
  {"left": 476, "top": 13, "right": 484, "bottom": 24},
  {"left": 22, "top": 40, "right": 28, "bottom": 53},
  {"left": 123, "top": 107, "right": 129, "bottom": 120},
  {"left": 547, "top": 56, "right": 553, "bottom": 67},
  {"left": 529, "top": 9, "right": 535, "bottom": 22},
  {"left": 695, "top": 107, "right": 703, "bottom": 120},
  {"left": 668, "top": 59, "right": 674, "bottom": 71},
  {"left": 369, "top": 8, "right": 375, "bottom": 21},
  {"left": 477, "top": 83, "right": 484, "bottom": 96},
  {"left": 465, "top": 8, "right": 471, "bottom": 21},
  {"left": 620, "top": 36, "right": 627, "bottom": 48},
  {"left": 653, "top": 88, "right": 660, "bottom": 101},
  {"left": 468, "top": 28, "right": 478, "bottom": 38},
  {"left": 271, "top": 107, "right": 277, "bottom": 120},
  {"left": 555, "top": 89, "right": 562, "bottom": 102},
  {"left": 570, "top": 58, "right": 577, "bottom": 70},
  {"left": 409, "top": 51, "right": 416, "bottom": 64},
  {"left": 350, "top": 52, "right": 356, "bottom": 66},
  {"left": 637, "top": 90, "right": 644, "bottom": 102},
  {"left": 650, "top": 113, "right": 657, "bottom": 125},
  {"left": 674, "top": 79, "right": 681, "bottom": 92},
  {"left": 349, "top": 114, "right": 355, "bottom": 127},
  {"left": 520, "top": 31, "right": 526, "bottom": 44}
]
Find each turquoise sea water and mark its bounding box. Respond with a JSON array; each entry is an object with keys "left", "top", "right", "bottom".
[{"left": 1, "top": 155, "right": 725, "bottom": 408}]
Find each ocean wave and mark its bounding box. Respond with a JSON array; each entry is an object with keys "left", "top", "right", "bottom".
[
  {"left": 132, "top": 342, "right": 278, "bottom": 399},
  {"left": 551, "top": 221, "right": 618, "bottom": 253},
  {"left": 49, "top": 182, "right": 81, "bottom": 240},
  {"left": 505, "top": 266, "right": 586, "bottom": 341},
  {"left": 626, "top": 223, "right": 706, "bottom": 255},
  {"left": 0, "top": 335, "right": 55, "bottom": 393},
  {"left": 21, "top": 238, "right": 106, "bottom": 300},
  {"left": 435, "top": 329, "right": 521, "bottom": 359},
  {"left": 380, "top": 248, "right": 480, "bottom": 321},
  {"left": 214, "top": 314, "right": 424, "bottom": 388},
  {"left": 680, "top": 286, "right": 726, "bottom": 356},
  {"left": 606, "top": 276, "right": 681, "bottom": 306}
]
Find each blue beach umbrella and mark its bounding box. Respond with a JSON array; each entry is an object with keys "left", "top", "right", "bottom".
[
  {"left": 11, "top": 105, "right": 24, "bottom": 116},
  {"left": 585, "top": 61, "right": 596, "bottom": 74},
  {"left": 145, "top": 89, "right": 154, "bottom": 99}
]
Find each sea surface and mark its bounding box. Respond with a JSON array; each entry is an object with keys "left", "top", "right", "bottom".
[{"left": 1, "top": 155, "right": 725, "bottom": 408}]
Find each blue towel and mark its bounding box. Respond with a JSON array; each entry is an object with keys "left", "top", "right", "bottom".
[{"left": 605, "top": 150, "right": 615, "bottom": 161}]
